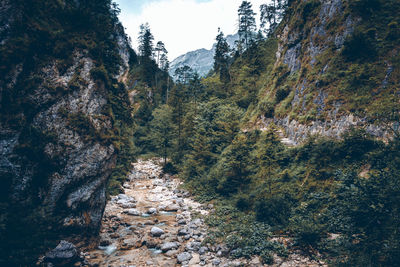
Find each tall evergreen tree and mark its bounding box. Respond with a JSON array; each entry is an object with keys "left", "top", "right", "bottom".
[
  {"left": 174, "top": 65, "right": 194, "bottom": 85},
  {"left": 260, "top": 0, "right": 288, "bottom": 36},
  {"left": 238, "top": 1, "right": 257, "bottom": 50},
  {"left": 138, "top": 23, "right": 154, "bottom": 59},
  {"left": 150, "top": 105, "right": 176, "bottom": 166},
  {"left": 155, "top": 41, "right": 167, "bottom": 67},
  {"left": 214, "top": 28, "right": 231, "bottom": 83},
  {"left": 159, "top": 53, "right": 169, "bottom": 71}
]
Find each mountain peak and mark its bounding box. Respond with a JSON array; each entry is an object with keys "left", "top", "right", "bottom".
[{"left": 169, "top": 33, "right": 239, "bottom": 78}]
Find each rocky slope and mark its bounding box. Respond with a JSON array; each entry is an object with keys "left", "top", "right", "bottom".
[
  {"left": 248, "top": 0, "right": 400, "bottom": 144},
  {"left": 170, "top": 34, "right": 238, "bottom": 78},
  {"left": 0, "top": 0, "right": 134, "bottom": 264}
]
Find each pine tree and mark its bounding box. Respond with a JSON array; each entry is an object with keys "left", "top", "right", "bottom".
[
  {"left": 174, "top": 65, "right": 194, "bottom": 84},
  {"left": 159, "top": 53, "right": 169, "bottom": 71},
  {"left": 238, "top": 1, "right": 257, "bottom": 50},
  {"left": 138, "top": 23, "right": 154, "bottom": 59},
  {"left": 214, "top": 28, "right": 231, "bottom": 83},
  {"left": 150, "top": 105, "right": 176, "bottom": 166},
  {"left": 155, "top": 41, "right": 167, "bottom": 67},
  {"left": 260, "top": 0, "right": 288, "bottom": 36}
]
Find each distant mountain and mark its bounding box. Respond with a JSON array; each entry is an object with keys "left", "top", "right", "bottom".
[{"left": 169, "top": 33, "right": 239, "bottom": 78}]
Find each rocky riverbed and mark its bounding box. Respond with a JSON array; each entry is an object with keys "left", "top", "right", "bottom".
[{"left": 81, "top": 159, "right": 326, "bottom": 267}]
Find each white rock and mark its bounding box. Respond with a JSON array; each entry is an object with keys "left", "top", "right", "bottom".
[
  {"left": 125, "top": 209, "right": 140, "bottom": 216},
  {"left": 150, "top": 226, "right": 164, "bottom": 237}
]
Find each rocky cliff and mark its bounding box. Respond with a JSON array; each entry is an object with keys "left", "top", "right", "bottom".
[
  {"left": 0, "top": 0, "right": 134, "bottom": 264},
  {"left": 249, "top": 0, "right": 400, "bottom": 144}
]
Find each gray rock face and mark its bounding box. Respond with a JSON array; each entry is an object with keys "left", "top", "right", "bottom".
[
  {"left": 283, "top": 43, "right": 302, "bottom": 73},
  {"left": 0, "top": 1, "right": 132, "bottom": 264}
]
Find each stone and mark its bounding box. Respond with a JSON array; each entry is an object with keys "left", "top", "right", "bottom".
[
  {"left": 199, "top": 247, "right": 208, "bottom": 255},
  {"left": 144, "top": 238, "right": 159, "bottom": 248},
  {"left": 189, "top": 253, "right": 201, "bottom": 265},
  {"left": 125, "top": 209, "right": 140, "bottom": 216},
  {"left": 148, "top": 208, "right": 157, "bottom": 214},
  {"left": 212, "top": 258, "right": 221, "bottom": 266},
  {"left": 178, "top": 227, "right": 190, "bottom": 236},
  {"left": 120, "top": 202, "right": 136, "bottom": 209},
  {"left": 45, "top": 240, "right": 79, "bottom": 265},
  {"left": 177, "top": 252, "right": 193, "bottom": 263},
  {"left": 165, "top": 249, "right": 179, "bottom": 257},
  {"left": 150, "top": 226, "right": 164, "bottom": 237},
  {"left": 164, "top": 203, "right": 180, "bottom": 212},
  {"left": 249, "top": 256, "right": 262, "bottom": 266},
  {"left": 186, "top": 241, "right": 201, "bottom": 251},
  {"left": 161, "top": 242, "right": 180, "bottom": 252},
  {"left": 121, "top": 238, "right": 141, "bottom": 250}
]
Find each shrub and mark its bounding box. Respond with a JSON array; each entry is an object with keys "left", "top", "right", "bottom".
[
  {"left": 275, "top": 86, "right": 291, "bottom": 103},
  {"left": 259, "top": 100, "right": 275, "bottom": 118},
  {"left": 342, "top": 30, "right": 376, "bottom": 61}
]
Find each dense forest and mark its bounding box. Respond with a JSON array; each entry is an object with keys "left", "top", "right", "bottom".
[
  {"left": 129, "top": 0, "right": 400, "bottom": 266},
  {"left": 0, "top": 0, "right": 399, "bottom": 266}
]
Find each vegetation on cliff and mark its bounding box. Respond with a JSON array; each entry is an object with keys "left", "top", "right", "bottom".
[{"left": 134, "top": 0, "right": 400, "bottom": 265}]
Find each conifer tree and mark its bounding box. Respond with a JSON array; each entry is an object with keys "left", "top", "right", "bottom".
[
  {"left": 174, "top": 65, "right": 194, "bottom": 84},
  {"left": 155, "top": 41, "right": 167, "bottom": 67},
  {"left": 260, "top": 0, "right": 288, "bottom": 36},
  {"left": 150, "top": 105, "right": 175, "bottom": 166},
  {"left": 159, "top": 53, "right": 169, "bottom": 71},
  {"left": 214, "top": 28, "right": 231, "bottom": 83},
  {"left": 138, "top": 23, "right": 154, "bottom": 59},
  {"left": 238, "top": 1, "right": 257, "bottom": 50}
]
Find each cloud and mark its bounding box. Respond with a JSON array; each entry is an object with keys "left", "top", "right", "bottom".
[{"left": 116, "top": 0, "right": 269, "bottom": 60}]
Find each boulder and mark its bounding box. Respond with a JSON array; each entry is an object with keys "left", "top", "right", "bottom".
[
  {"left": 177, "top": 252, "right": 192, "bottom": 263},
  {"left": 124, "top": 209, "right": 140, "bottom": 216},
  {"left": 164, "top": 204, "right": 180, "bottom": 212},
  {"left": 161, "top": 242, "right": 180, "bottom": 252},
  {"left": 178, "top": 227, "right": 190, "bottom": 236},
  {"left": 148, "top": 207, "right": 157, "bottom": 214},
  {"left": 150, "top": 226, "right": 164, "bottom": 237},
  {"left": 44, "top": 240, "right": 79, "bottom": 266}
]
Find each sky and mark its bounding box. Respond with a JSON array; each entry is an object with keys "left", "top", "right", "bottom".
[{"left": 115, "top": 0, "right": 269, "bottom": 61}]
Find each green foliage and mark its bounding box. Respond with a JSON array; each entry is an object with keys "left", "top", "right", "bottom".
[
  {"left": 214, "top": 30, "right": 231, "bottom": 83},
  {"left": 258, "top": 99, "right": 275, "bottom": 118},
  {"left": 327, "top": 165, "right": 400, "bottom": 266},
  {"left": 275, "top": 86, "right": 291, "bottom": 103},
  {"left": 150, "top": 105, "right": 176, "bottom": 165},
  {"left": 349, "top": 0, "right": 381, "bottom": 17},
  {"left": 211, "top": 134, "right": 252, "bottom": 196},
  {"left": 301, "top": 0, "right": 321, "bottom": 22},
  {"left": 204, "top": 204, "right": 287, "bottom": 263},
  {"left": 128, "top": 1, "right": 400, "bottom": 265},
  {"left": 342, "top": 30, "right": 377, "bottom": 61}
]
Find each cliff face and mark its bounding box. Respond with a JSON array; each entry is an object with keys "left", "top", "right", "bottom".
[
  {"left": 0, "top": 0, "right": 133, "bottom": 264},
  {"left": 251, "top": 0, "right": 400, "bottom": 144}
]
